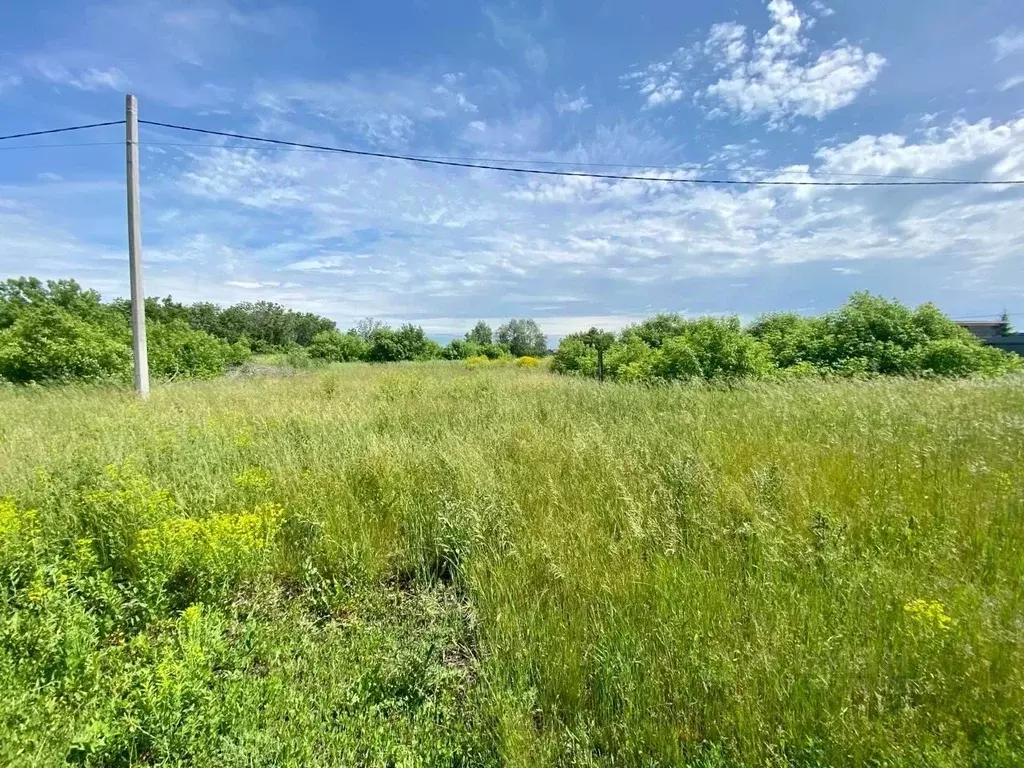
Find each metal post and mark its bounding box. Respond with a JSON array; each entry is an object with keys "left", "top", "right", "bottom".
[{"left": 125, "top": 94, "right": 149, "bottom": 398}]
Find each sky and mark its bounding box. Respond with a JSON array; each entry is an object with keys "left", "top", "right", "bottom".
[{"left": 0, "top": 0, "right": 1023, "bottom": 338}]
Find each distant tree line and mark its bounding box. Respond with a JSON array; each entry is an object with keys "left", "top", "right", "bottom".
[
  {"left": 108, "top": 296, "right": 339, "bottom": 353},
  {"left": 553, "top": 293, "right": 1021, "bottom": 383},
  {"left": 305, "top": 317, "right": 548, "bottom": 364},
  {"left": 0, "top": 276, "right": 551, "bottom": 384}
]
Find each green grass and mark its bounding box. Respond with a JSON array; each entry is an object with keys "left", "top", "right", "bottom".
[{"left": 1, "top": 363, "right": 1022, "bottom": 766}]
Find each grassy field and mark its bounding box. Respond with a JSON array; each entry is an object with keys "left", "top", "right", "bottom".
[{"left": 1, "top": 363, "right": 1022, "bottom": 766}]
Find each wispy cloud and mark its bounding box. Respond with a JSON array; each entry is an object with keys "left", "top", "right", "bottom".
[
  {"left": 554, "top": 87, "right": 592, "bottom": 114},
  {"left": 23, "top": 59, "right": 127, "bottom": 91},
  {"left": 991, "top": 28, "right": 1024, "bottom": 61},
  {"left": 483, "top": 5, "right": 548, "bottom": 74},
  {"left": 999, "top": 74, "right": 1024, "bottom": 92}
]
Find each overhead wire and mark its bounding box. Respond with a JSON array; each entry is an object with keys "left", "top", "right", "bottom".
[
  {"left": 0, "top": 141, "right": 123, "bottom": 151},
  {"left": 139, "top": 119, "right": 1024, "bottom": 188},
  {"left": 0, "top": 120, "right": 125, "bottom": 142}
]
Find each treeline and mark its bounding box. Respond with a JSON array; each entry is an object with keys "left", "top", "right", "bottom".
[
  {"left": 305, "top": 318, "right": 548, "bottom": 364},
  {"left": 0, "top": 278, "right": 254, "bottom": 383},
  {"left": 116, "top": 296, "right": 338, "bottom": 353},
  {"left": 554, "top": 293, "right": 1020, "bottom": 383},
  {"left": 0, "top": 277, "right": 551, "bottom": 384}
]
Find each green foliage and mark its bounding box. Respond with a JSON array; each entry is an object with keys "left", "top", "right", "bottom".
[
  {"left": 560, "top": 294, "right": 1020, "bottom": 385},
  {"left": 442, "top": 339, "right": 479, "bottom": 360},
  {"left": 147, "top": 320, "right": 238, "bottom": 380},
  {"left": 551, "top": 334, "right": 597, "bottom": 376},
  {"left": 367, "top": 324, "right": 443, "bottom": 363},
  {"left": 604, "top": 337, "right": 658, "bottom": 382},
  {"left": 496, "top": 318, "right": 547, "bottom": 357},
  {"left": 308, "top": 330, "right": 369, "bottom": 362},
  {"left": 0, "top": 305, "right": 131, "bottom": 383},
  {"left": 465, "top": 320, "right": 493, "bottom": 346},
  {"left": 0, "top": 278, "right": 254, "bottom": 385},
  {"left": 621, "top": 313, "right": 691, "bottom": 348}
]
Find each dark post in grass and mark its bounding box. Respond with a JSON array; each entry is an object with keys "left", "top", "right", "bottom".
[{"left": 583, "top": 328, "right": 615, "bottom": 383}]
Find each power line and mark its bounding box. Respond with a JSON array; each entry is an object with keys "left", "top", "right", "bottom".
[
  {"left": 0, "top": 120, "right": 125, "bottom": 142},
  {"left": 140, "top": 119, "right": 1024, "bottom": 187},
  {"left": 132, "top": 140, "right": 967, "bottom": 182},
  {"left": 0, "top": 141, "right": 123, "bottom": 151}
]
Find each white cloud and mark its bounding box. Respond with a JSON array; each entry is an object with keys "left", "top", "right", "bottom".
[
  {"left": 554, "top": 88, "right": 592, "bottom": 114},
  {"left": 816, "top": 118, "right": 1024, "bottom": 179},
  {"left": 991, "top": 28, "right": 1024, "bottom": 61},
  {"left": 706, "top": 22, "right": 748, "bottom": 64},
  {"left": 703, "top": 0, "right": 885, "bottom": 125},
  {"left": 810, "top": 1, "right": 835, "bottom": 18},
  {"left": 24, "top": 58, "right": 127, "bottom": 91},
  {"left": 253, "top": 72, "right": 482, "bottom": 145},
  {"left": 626, "top": 1, "right": 884, "bottom": 123},
  {"left": 620, "top": 46, "right": 698, "bottom": 108},
  {"left": 999, "top": 74, "right": 1024, "bottom": 92}
]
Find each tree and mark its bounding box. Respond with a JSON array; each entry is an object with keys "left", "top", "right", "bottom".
[
  {"left": 354, "top": 317, "right": 384, "bottom": 342},
  {"left": 366, "top": 328, "right": 404, "bottom": 362},
  {"left": 308, "top": 330, "right": 368, "bottom": 362},
  {"left": 465, "top": 321, "right": 493, "bottom": 346},
  {"left": 496, "top": 319, "right": 547, "bottom": 357},
  {"left": 620, "top": 314, "right": 690, "bottom": 349},
  {"left": 0, "top": 305, "right": 131, "bottom": 383},
  {"left": 582, "top": 327, "right": 615, "bottom": 382},
  {"left": 443, "top": 339, "right": 479, "bottom": 360}
]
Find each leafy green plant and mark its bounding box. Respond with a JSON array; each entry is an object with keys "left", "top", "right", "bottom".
[
  {"left": 308, "top": 329, "right": 369, "bottom": 362},
  {"left": 0, "top": 305, "right": 131, "bottom": 383}
]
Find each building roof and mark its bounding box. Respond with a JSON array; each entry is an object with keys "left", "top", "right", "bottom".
[{"left": 956, "top": 320, "right": 1006, "bottom": 327}]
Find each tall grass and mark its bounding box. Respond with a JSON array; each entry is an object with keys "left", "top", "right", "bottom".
[{"left": 1, "top": 364, "right": 1022, "bottom": 766}]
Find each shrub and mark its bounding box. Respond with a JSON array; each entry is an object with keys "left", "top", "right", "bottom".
[
  {"left": 681, "top": 317, "right": 774, "bottom": 380},
  {"left": 367, "top": 328, "right": 406, "bottom": 363},
  {"left": 147, "top": 320, "right": 233, "bottom": 380},
  {"left": 442, "top": 339, "right": 480, "bottom": 360},
  {"left": 605, "top": 339, "right": 659, "bottom": 382},
  {"left": 748, "top": 313, "right": 822, "bottom": 368},
  {"left": 308, "top": 330, "right": 368, "bottom": 363},
  {"left": 652, "top": 336, "right": 702, "bottom": 380},
  {"left": 551, "top": 336, "right": 597, "bottom": 377},
  {"left": 620, "top": 313, "right": 690, "bottom": 349},
  {"left": 515, "top": 356, "right": 540, "bottom": 368},
  {"left": 0, "top": 305, "right": 131, "bottom": 383},
  {"left": 917, "top": 338, "right": 988, "bottom": 377}
]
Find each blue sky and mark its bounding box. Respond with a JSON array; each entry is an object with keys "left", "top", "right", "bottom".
[{"left": 1, "top": 0, "right": 1022, "bottom": 337}]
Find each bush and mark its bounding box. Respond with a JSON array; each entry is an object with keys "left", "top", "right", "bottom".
[
  {"left": 515, "top": 356, "right": 540, "bottom": 368},
  {"left": 652, "top": 336, "right": 702, "bottom": 381},
  {"left": 605, "top": 339, "right": 659, "bottom": 382},
  {"left": 442, "top": 339, "right": 480, "bottom": 360},
  {"left": 147, "top": 320, "right": 234, "bottom": 380},
  {"left": 0, "top": 305, "right": 131, "bottom": 383},
  {"left": 367, "top": 328, "right": 406, "bottom": 363},
  {"left": 681, "top": 317, "right": 774, "bottom": 380},
  {"left": 554, "top": 294, "right": 1017, "bottom": 385},
  {"left": 308, "top": 330, "right": 368, "bottom": 363},
  {"left": 551, "top": 336, "right": 597, "bottom": 377}
]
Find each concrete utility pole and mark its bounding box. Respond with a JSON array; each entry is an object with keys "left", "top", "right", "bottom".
[{"left": 125, "top": 94, "right": 149, "bottom": 398}]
